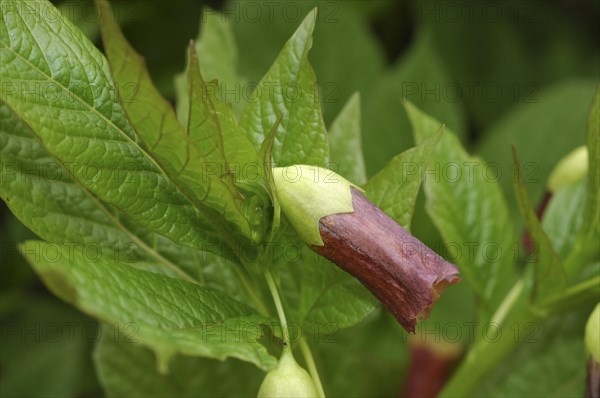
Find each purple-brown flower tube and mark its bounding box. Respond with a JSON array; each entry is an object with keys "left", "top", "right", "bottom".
[
  {"left": 312, "top": 188, "right": 459, "bottom": 332},
  {"left": 272, "top": 166, "right": 460, "bottom": 333}
]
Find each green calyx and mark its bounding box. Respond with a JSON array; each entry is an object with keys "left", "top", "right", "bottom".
[
  {"left": 585, "top": 303, "right": 600, "bottom": 362},
  {"left": 547, "top": 146, "right": 588, "bottom": 192},
  {"left": 257, "top": 349, "right": 318, "bottom": 398},
  {"left": 272, "top": 165, "right": 360, "bottom": 246}
]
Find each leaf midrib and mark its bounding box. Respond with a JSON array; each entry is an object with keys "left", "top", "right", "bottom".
[
  {"left": 275, "top": 37, "right": 314, "bottom": 164},
  {"left": 1, "top": 101, "right": 198, "bottom": 282},
  {"left": 1, "top": 35, "right": 245, "bottom": 254}
]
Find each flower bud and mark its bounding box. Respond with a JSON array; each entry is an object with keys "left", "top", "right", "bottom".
[
  {"left": 524, "top": 146, "right": 589, "bottom": 254},
  {"left": 273, "top": 165, "right": 460, "bottom": 332},
  {"left": 257, "top": 349, "right": 318, "bottom": 398},
  {"left": 547, "top": 146, "right": 588, "bottom": 193},
  {"left": 585, "top": 304, "right": 599, "bottom": 398}
]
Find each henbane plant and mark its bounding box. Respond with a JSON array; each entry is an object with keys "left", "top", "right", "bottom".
[{"left": 0, "top": 0, "right": 598, "bottom": 397}]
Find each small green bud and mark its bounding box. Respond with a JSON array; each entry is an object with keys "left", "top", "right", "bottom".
[
  {"left": 257, "top": 350, "right": 318, "bottom": 398},
  {"left": 547, "top": 146, "right": 588, "bottom": 192},
  {"left": 586, "top": 304, "right": 600, "bottom": 363}
]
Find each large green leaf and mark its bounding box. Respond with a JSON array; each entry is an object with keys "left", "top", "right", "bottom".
[
  {"left": 231, "top": 1, "right": 386, "bottom": 126},
  {"left": 366, "top": 130, "right": 441, "bottom": 231},
  {"left": 175, "top": 7, "right": 245, "bottom": 123},
  {"left": 563, "top": 85, "right": 600, "bottom": 278},
  {"left": 582, "top": 85, "right": 600, "bottom": 237},
  {"left": 485, "top": 340, "right": 584, "bottom": 397},
  {"left": 239, "top": 9, "right": 329, "bottom": 167},
  {"left": 513, "top": 149, "right": 567, "bottom": 304},
  {"left": 0, "top": 101, "right": 255, "bottom": 298},
  {"left": 542, "top": 178, "right": 587, "bottom": 259},
  {"left": 406, "top": 102, "right": 516, "bottom": 313},
  {"left": 305, "top": 1, "right": 386, "bottom": 124},
  {"left": 474, "top": 310, "right": 589, "bottom": 398},
  {"left": 97, "top": 0, "right": 256, "bottom": 246},
  {"left": 0, "top": 0, "right": 217, "bottom": 249},
  {"left": 94, "top": 330, "right": 263, "bottom": 398},
  {"left": 21, "top": 241, "right": 277, "bottom": 371},
  {"left": 185, "top": 43, "right": 269, "bottom": 243},
  {"left": 328, "top": 93, "right": 367, "bottom": 185}
]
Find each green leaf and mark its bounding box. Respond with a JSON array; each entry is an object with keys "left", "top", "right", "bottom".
[
  {"left": 259, "top": 114, "right": 284, "bottom": 243},
  {"left": 439, "top": 280, "right": 532, "bottom": 398},
  {"left": 365, "top": 128, "right": 441, "bottom": 231},
  {"left": 475, "top": 310, "right": 589, "bottom": 398},
  {"left": 542, "top": 178, "right": 587, "bottom": 259},
  {"left": 362, "top": 27, "right": 467, "bottom": 176},
  {"left": 563, "top": 85, "right": 600, "bottom": 278},
  {"left": 478, "top": 80, "right": 597, "bottom": 216},
  {"left": 328, "top": 93, "right": 367, "bottom": 185},
  {"left": 427, "top": 3, "right": 599, "bottom": 131},
  {"left": 512, "top": 148, "right": 567, "bottom": 303},
  {"left": 185, "top": 42, "right": 268, "bottom": 243},
  {"left": 97, "top": 0, "right": 256, "bottom": 245},
  {"left": 0, "top": 101, "right": 229, "bottom": 285},
  {"left": 94, "top": 329, "right": 263, "bottom": 398},
  {"left": 318, "top": 313, "right": 408, "bottom": 398},
  {"left": 239, "top": 9, "right": 329, "bottom": 168},
  {"left": 541, "top": 265, "right": 599, "bottom": 313},
  {"left": 175, "top": 8, "right": 245, "bottom": 125},
  {"left": 184, "top": 43, "right": 258, "bottom": 183},
  {"left": 582, "top": 84, "right": 600, "bottom": 236},
  {"left": 406, "top": 102, "right": 516, "bottom": 311},
  {"left": 231, "top": 1, "right": 386, "bottom": 126},
  {"left": 0, "top": 0, "right": 218, "bottom": 250},
  {"left": 193, "top": 9, "right": 240, "bottom": 93},
  {"left": 0, "top": 100, "right": 253, "bottom": 304},
  {"left": 21, "top": 241, "right": 277, "bottom": 371},
  {"left": 306, "top": 2, "right": 386, "bottom": 125}
]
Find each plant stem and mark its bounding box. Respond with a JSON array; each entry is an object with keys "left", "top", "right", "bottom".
[
  {"left": 439, "top": 280, "right": 530, "bottom": 397},
  {"left": 491, "top": 279, "right": 525, "bottom": 324},
  {"left": 264, "top": 270, "right": 326, "bottom": 395},
  {"left": 541, "top": 275, "right": 600, "bottom": 310},
  {"left": 264, "top": 268, "right": 292, "bottom": 347},
  {"left": 299, "top": 337, "right": 326, "bottom": 398}
]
